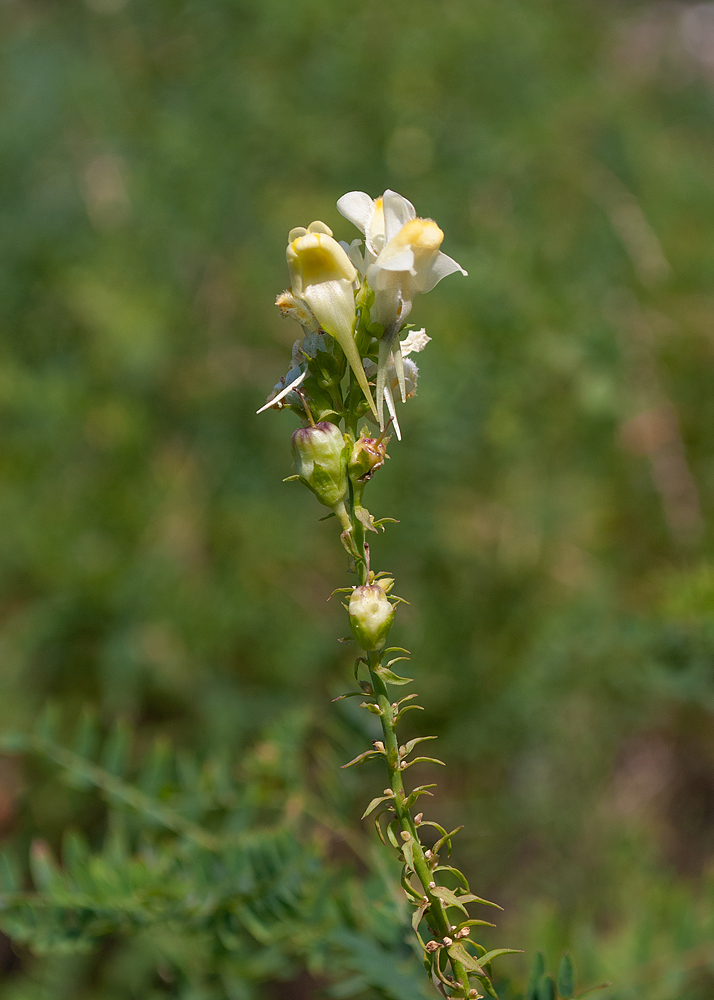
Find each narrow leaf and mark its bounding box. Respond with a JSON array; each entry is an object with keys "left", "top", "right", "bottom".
[
  {"left": 341, "top": 749, "right": 381, "bottom": 769},
  {"left": 404, "top": 735, "right": 438, "bottom": 755},
  {"left": 405, "top": 784, "right": 437, "bottom": 809},
  {"left": 433, "top": 865, "right": 470, "bottom": 891},
  {"left": 538, "top": 975, "right": 556, "bottom": 1000},
  {"left": 447, "top": 942, "right": 484, "bottom": 974},
  {"left": 402, "top": 756, "right": 446, "bottom": 770},
  {"left": 458, "top": 892, "right": 504, "bottom": 911},
  {"left": 574, "top": 985, "right": 611, "bottom": 999},
  {"left": 402, "top": 837, "right": 416, "bottom": 872},
  {"left": 454, "top": 918, "right": 497, "bottom": 931},
  {"left": 430, "top": 886, "right": 470, "bottom": 915},
  {"left": 395, "top": 705, "right": 424, "bottom": 723},
  {"left": 432, "top": 825, "right": 464, "bottom": 857},
  {"left": 558, "top": 954, "right": 575, "bottom": 998},
  {"left": 361, "top": 795, "right": 392, "bottom": 820},
  {"left": 374, "top": 666, "right": 413, "bottom": 685},
  {"left": 480, "top": 947, "right": 523, "bottom": 966},
  {"left": 412, "top": 898, "right": 429, "bottom": 933}
]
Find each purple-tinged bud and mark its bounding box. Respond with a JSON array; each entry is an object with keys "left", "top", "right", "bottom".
[
  {"left": 291, "top": 421, "right": 348, "bottom": 509},
  {"left": 348, "top": 584, "right": 395, "bottom": 651},
  {"left": 348, "top": 431, "right": 389, "bottom": 484}
]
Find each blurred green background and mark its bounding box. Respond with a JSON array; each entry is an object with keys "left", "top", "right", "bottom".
[{"left": 2, "top": 0, "right": 714, "bottom": 996}]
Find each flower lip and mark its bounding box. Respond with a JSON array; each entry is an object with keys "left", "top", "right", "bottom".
[{"left": 287, "top": 231, "right": 357, "bottom": 294}]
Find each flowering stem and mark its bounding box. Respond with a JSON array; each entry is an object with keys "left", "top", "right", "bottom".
[{"left": 347, "top": 497, "right": 472, "bottom": 996}]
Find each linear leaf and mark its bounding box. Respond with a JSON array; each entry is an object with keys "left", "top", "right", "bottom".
[
  {"left": 361, "top": 795, "right": 393, "bottom": 820},
  {"left": 480, "top": 947, "right": 524, "bottom": 966},
  {"left": 402, "top": 756, "right": 446, "bottom": 770},
  {"left": 374, "top": 666, "right": 413, "bottom": 686},
  {"left": 430, "top": 886, "right": 470, "bottom": 915},
  {"left": 341, "top": 750, "right": 381, "bottom": 769}
]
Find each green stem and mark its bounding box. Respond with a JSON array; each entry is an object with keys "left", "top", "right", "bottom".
[{"left": 345, "top": 500, "right": 471, "bottom": 996}]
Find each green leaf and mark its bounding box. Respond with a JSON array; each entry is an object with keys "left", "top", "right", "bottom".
[
  {"left": 402, "top": 756, "right": 446, "bottom": 769},
  {"left": 430, "top": 886, "right": 470, "bottom": 915},
  {"left": 433, "top": 865, "right": 469, "bottom": 891},
  {"left": 404, "top": 784, "right": 437, "bottom": 809},
  {"left": 360, "top": 795, "right": 393, "bottom": 820},
  {"left": 360, "top": 701, "right": 382, "bottom": 715},
  {"left": 480, "top": 947, "right": 523, "bottom": 966},
  {"left": 403, "top": 735, "right": 438, "bottom": 755},
  {"left": 386, "top": 820, "right": 401, "bottom": 849},
  {"left": 528, "top": 953, "right": 546, "bottom": 1000},
  {"left": 331, "top": 690, "right": 364, "bottom": 702},
  {"left": 394, "top": 704, "right": 424, "bottom": 723},
  {"left": 454, "top": 918, "right": 497, "bottom": 932},
  {"left": 558, "top": 954, "right": 575, "bottom": 998},
  {"left": 457, "top": 892, "right": 503, "bottom": 911},
  {"left": 341, "top": 749, "right": 381, "bottom": 769},
  {"left": 374, "top": 666, "right": 413, "bottom": 686},
  {"left": 447, "top": 942, "right": 484, "bottom": 973},
  {"left": 538, "top": 975, "right": 556, "bottom": 1000},
  {"left": 374, "top": 814, "right": 386, "bottom": 845},
  {"left": 402, "top": 837, "right": 415, "bottom": 872},
  {"left": 412, "top": 899, "right": 429, "bottom": 934},
  {"left": 431, "top": 826, "right": 464, "bottom": 857}
]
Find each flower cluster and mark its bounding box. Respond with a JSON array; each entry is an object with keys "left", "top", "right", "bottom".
[{"left": 261, "top": 188, "right": 466, "bottom": 440}]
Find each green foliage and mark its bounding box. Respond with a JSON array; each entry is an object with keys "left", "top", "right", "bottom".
[{"left": 0, "top": 710, "right": 435, "bottom": 999}]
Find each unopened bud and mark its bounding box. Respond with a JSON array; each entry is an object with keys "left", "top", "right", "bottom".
[
  {"left": 425, "top": 940, "right": 440, "bottom": 953},
  {"left": 414, "top": 813, "right": 423, "bottom": 825},
  {"left": 424, "top": 849, "right": 432, "bottom": 859},
  {"left": 291, "top": 422, "right": 348, "bottom": 509},
  {"left": 400, "top": 830, "right": 411, "bottom": 842},
  {"left": 348, "top": 430, "right": 390, "bottom": 484},
  {"left": 373, "top": 741, "right": 385, "bottom": 752},
  {"left": 442, "top": 936, "right": 453, "bottom": 947},
  {"left": 428, "top": 881, "right": 436, "bottom": 889},
  {"left": 348, "top": 584, "right": 395, "bottom": 651},
  {"left": 458, "top": 927, "right": 470, "bottom": 938}
]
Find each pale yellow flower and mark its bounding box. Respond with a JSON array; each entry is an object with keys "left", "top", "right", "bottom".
[{"left": 286, "top": 221, "right": 377, "bottom": 418}]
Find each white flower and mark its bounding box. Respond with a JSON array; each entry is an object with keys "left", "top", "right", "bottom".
[
  {"left": 286, "top": 221, "right": 377, "bottom": 419},
  {"left": 337, "top": 189, "right": 467, "bottom": 330},
  {"left": 337, "top": 190, "right": 465, "bottom": 427}
]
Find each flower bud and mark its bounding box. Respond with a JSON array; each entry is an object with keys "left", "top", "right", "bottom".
[
  {"left": 348, "top": 431, "right": 390, "bottom": 484},
  {"left": 348, "top": 584, "right": 395, "bottom": 651},
  {"left": 291, "top": 422, "right": 348, "bottom": 509}
]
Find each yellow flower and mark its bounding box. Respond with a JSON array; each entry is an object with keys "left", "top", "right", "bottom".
[{"left": 286, "top": 221, "right": 377, "bottom": 419}]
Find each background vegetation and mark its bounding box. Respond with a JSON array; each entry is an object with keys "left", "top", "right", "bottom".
[{"left": 2, "top": 0, "right": 714, "bottom": 996}]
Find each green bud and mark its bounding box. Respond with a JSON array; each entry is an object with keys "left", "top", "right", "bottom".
[
  {"left": 349, "top": 430, "right": 390, "bottom": 484},
  {"left": 291, "top": 422, "right": 348, "bottom": 509},
  {"left": 349, "top": 584, "right": 395, "bottom": 651}
]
